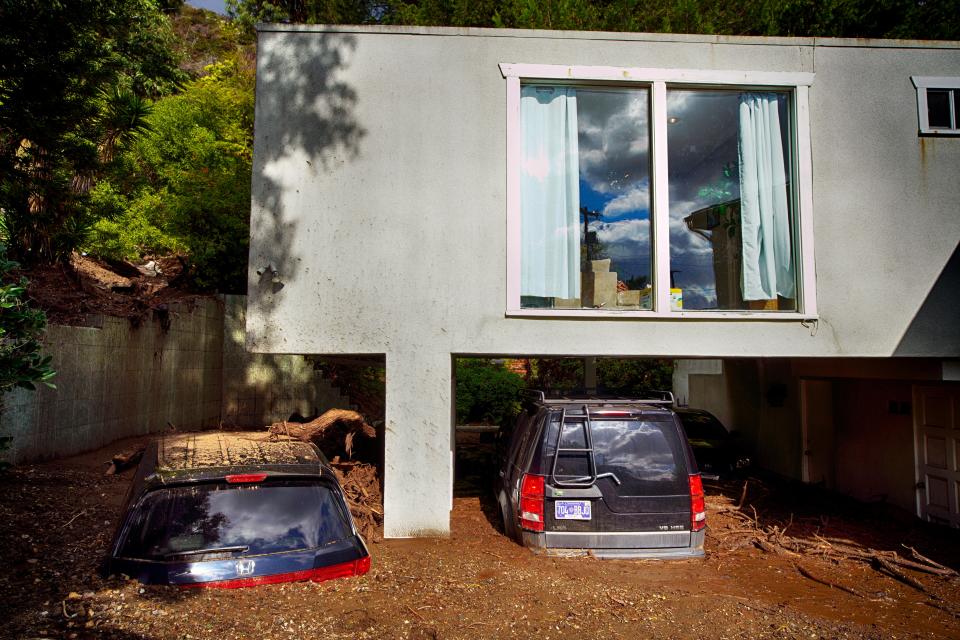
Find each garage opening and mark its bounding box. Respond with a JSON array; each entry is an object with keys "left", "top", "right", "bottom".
[{"left": 451, "top": 356, "right": 676, "bottom": 503}]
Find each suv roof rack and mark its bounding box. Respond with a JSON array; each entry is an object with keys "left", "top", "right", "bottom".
[{"left": 524, "top": 388, "right": 675, "bottom": 405}]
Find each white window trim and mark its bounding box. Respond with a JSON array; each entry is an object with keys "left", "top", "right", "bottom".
[
  {"left": 501, "top": 62, "right": 818, "bottom": 320},
  {"left": 911, "top": 76, "right": 960, "bottom": 135}
]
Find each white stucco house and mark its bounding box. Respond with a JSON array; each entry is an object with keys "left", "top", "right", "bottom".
[{"left": 246, "top": 24, "right": 960, "bottom": 536}]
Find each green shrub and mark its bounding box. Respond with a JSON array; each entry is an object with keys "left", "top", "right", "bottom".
[
  {"left": 0, "top": 246, "right": 55, "bottom": 394},
  {"left": 455, "top": 359, "right": 524, "bottom": 427},
  {"left": 597, "top": 358, "right": 673, "bottom": 396},
  {"left": 526, "top": 357, "right": 674, "bottom": 397},
  {"left": 87, "top": 54, "right": 254, "bottom": 291},
  {"left": 86, "top": 183, "right": 183, "bottom": 260}
]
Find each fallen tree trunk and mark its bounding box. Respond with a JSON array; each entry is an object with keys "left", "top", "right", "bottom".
[{"left": 268, "top": 408, "right": 377, "bottom": 461}]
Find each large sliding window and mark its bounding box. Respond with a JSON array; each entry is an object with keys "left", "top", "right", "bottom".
[
  {"left": 520, "top": 85, "right": 652, "bottom": 310},
  {"left": 668, "top": 89, "right": 796, "bottom": 311},
  {"left": 503, "top": 64, "right": 816, "bottom": 318}
]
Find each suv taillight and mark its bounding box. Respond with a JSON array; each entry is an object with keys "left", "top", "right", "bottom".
[
  {"left": 689, "top": 473, "right": 706, "bottom": 532},
  {"left": 519, "top": 474, "right": 545, "bottom": 532}
]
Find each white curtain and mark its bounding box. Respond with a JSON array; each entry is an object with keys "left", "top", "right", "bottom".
[
  {"left": 520, "top": 86, "right": 581, "bottom": 299},
  {"left": 738, "top": 93, "right": 795, "bottom": 301}
]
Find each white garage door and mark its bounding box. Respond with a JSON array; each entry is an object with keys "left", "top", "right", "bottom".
[{"left": 914, "top": 384, "right": 960, "bottom": 527}]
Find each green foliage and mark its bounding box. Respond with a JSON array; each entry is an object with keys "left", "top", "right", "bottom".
[
  {"left": 226, "top": 0, "right": 384, "bottom": 37},
  {"left": 455, "top": 359, "right": 525, "bottom": 426},
  {"left": 527, "top": 358, "right": 584, "bottom": 393},
  {"left": 172, "top": 5, "right": 250, "bottom": 75},
  {"left": 0, "top": 0, "right": 184, "bottom": 264},
  {"left": 86, "top": 184, "right": 184, "bottom": 260},
  {"left": 0, "top": 245, "right": 55, "bottom": 395},
  {"left": 88, "top": 54, "right": 255, "bottom": 292},
  {"left": 226, "top": 0, "right": 959, "bottom": 39},
  {"left": 596, "top": 358, "right": 673, "bottom": 397},
  {"left": 526, "top": 358, "right": 673, "bottom": 397}
]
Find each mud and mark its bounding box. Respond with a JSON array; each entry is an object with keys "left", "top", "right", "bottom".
[
  {"left": 20, "top": 253, "right": 207, "bottom": 326},
  {"left": 1, "top": 436, "right": 958, "bottom": 640}
]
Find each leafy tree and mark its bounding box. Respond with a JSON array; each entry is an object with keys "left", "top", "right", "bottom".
[
  {"left": 226, "top": 0, "right": 384, "bottom": 37},
  {"left": 89, "top": 54, "right": 255, "bottom": 292},
  {"left": 455, "top": 359, "right": 524, "bottom": 426},
  {"left": 596, "top": 358, "right": 673, "bottom": 396},
  {"left": 0, "top": 0, "right": 183, "bottom": 264},
  {"left": 172, "top": 5, "right": 249, "bottom": 76},
  {"left": 226, "top": 0, "right": 958, "bottom": 39},
  {"left": 0, "top": 245, "right": 55, "bottom": 395},
  {"left": 525, "top": 357, "right": 673, "bottom": 396},
  {"left": 527, "top": 358, "right": 584, "bottom": 393}
]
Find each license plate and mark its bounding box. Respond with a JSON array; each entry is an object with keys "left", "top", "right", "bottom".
[{"left": 555, "top": 500, "right": 591, "bottom": 520}]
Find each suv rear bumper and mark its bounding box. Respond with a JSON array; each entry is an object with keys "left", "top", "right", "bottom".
[{"left": 521, "top": 529, "right": 705, "bottom": 559}]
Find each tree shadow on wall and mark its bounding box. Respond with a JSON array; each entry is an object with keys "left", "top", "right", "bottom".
[
  {"left": 248, "top": 31, "right": 366, "bottom": 327},
  {"left": 894, "top": 241, "right": 960, "bottom": 356}
]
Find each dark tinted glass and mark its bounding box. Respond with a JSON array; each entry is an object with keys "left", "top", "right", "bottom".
[
  {"left": 120, "top": 481, "right": 352, "bottom": 560},
  {"left": 551, "top": 419, "right": 687, "bottom": 494},
  {"left": 678, "top": 411, "right": 729, "bottom": 440},
  {"left": 667, "top": 89, "right": 796, "bottom": 311},
  {"left": 927, "top": 89, "right": 952, "bottom": 128}
]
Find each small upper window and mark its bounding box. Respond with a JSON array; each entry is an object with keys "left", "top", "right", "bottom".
[{"left": 912, "top": 77, "right": 960, "bottom": 135}]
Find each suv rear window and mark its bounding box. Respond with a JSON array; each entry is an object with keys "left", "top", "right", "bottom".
[
  {"left": 120, "top": 480, "right": 352, "bottom": 560},
  {"left": 548, "top": 419, "right": 688, "bottom": 494}
]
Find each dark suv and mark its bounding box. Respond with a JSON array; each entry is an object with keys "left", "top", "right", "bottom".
[
  {"left": 496, "top": 392, "right": 705, "bottom": 558},
  {"left": 104, "top": 432, "right": 370, "bottom": 588}
]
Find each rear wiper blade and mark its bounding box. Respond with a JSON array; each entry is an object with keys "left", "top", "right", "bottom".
[
  {"left": 164, "top": 545, "right": 248, "bottom": 559},
  {"left": 558, "top": 472, "right": 622, "bottom": 486},
  {"left": 595, "top": 472, "right": 622, "bottom": 486}
]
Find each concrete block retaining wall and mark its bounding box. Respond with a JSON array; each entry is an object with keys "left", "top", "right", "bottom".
[
  {"left": 0, "top": 296, "right": 348, "bottom": 465},
  {"left": 221, "top": 295, "right": 352, "bottom": 427}
]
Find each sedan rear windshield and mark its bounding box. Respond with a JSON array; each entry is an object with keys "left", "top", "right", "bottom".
[
  {"left": 545, "top": 418, "right": 688, "bottom": 495},
  {"left": 677, "top": 411, "right": 729, "bottom": 440},
  {"left": 120, "top": 480, "right": 352, "bottom": 560}
]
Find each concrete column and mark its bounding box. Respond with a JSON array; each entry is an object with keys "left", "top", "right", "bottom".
[
  {"left": 584, "top": 356, "right": 597, "bottom": 393},
  {"left": 383, "top": 349, "right": 453, "bottom": 537}
]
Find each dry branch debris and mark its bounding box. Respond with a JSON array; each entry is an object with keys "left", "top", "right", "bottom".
[
  {"left": 330, "top": 460, "right": 383, "bottom": 544},
  {"left": 708, "top": 477, "right": 957, "bottom": 614},
  {"left": 266, "top": 409, "right": 384, "bottom": 543},
  {"left": 795, "top": 563, "right": 867, "bottom": 599}
]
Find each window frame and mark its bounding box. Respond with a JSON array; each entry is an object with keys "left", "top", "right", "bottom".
[
  {"left": 911, "top": 76, "right": 960, "bottom": 136},
  {"left": 500, "top": 63, "right": 818, "bottom": 320}
]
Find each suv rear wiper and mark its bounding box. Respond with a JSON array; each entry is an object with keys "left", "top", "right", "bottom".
[
  {"left": 164, "top": 545, "right": 249, "bottom": 559},
  {"left": 594, "top": 472, "right": 621, "bottom": 486},
  {"left": 560, "top": 472, "right": 622, "bottom": 486}
]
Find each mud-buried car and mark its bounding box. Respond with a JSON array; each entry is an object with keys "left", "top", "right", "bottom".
[{"left": 103, "top": 432, "right": 370, "bottom": 588}]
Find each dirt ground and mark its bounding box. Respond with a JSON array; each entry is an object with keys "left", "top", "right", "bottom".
[
  {"left": 2, "top": 435, "right": 959, "bottom": 640},
  {"left": 20, "top": 253, "right": 209, "bottom": 326}
]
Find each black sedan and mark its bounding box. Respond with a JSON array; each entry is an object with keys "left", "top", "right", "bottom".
[{"left": 675, "top": 408, "right": 750, "bottom": 479}]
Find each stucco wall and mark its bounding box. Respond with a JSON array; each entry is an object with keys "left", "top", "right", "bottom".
[
  {"left": 247, "top": 26, "right": 960, "bottom": 535},
  {"left": 221, "top": 295, "right": 352, "bottom": 426}
]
